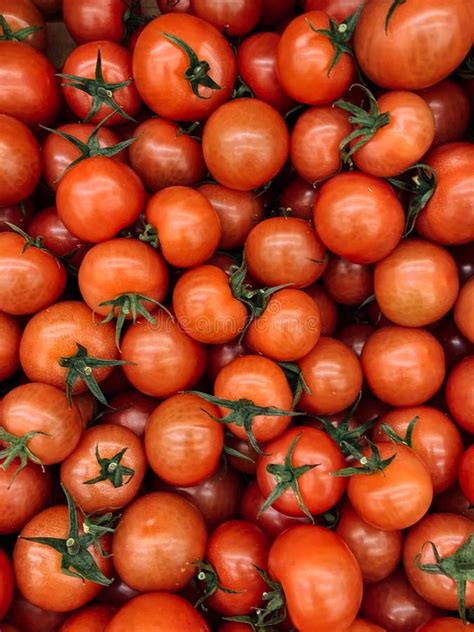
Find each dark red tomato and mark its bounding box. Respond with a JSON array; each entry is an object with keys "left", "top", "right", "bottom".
[
  {"left": 157, "top": 0, "right": 191, "bottom": 13},
  {"left": 290, "top": 106, "right": 351, "bottom": 183},
  {"left": 361, "top": 569, "right": 442, "bottom": 632},
  {"left": 323, "top": 256, "right": 373, "bottom": 306},
  {"left": 336, "top": 323, "right": 375, "bottom": 358},
  {"left": 56, "top": 157, "right": 145, "bottom": 243},
  {"left": 0, "top": 231, "right": 66, "bottom": 315},
  {"left": 121, "top": 312, "right": 207, "bottom": 398},
  {"left": 145, "top": 186, "right": 221, "bottom": 267},
  {"left": 133, "top": 13, "right": 236, "bottom": 121},
  {"left": 257, "top": 426, "right": 345, "bottom": 517},
  {"left": 374, "top": 238, "right": 460, "bottom": 328},
  {"left": 336, "top": 500, "right": 403, "bottom": 583},
  {"left": 446, "top": 355, "right": 474, "bottom": 434},
  {"left": 198, "top": 183, "right": 264, "bottom": 250},
  {"left": 418, "top": 79, "right": 470, "bottom": 147},
  {"left": 98, "top": 575, "right": 140, "bottom": 609},
  {"left": 151, "top": 462, "right": 244, "bottom": 530},
  {"left": 63, "top": 0, "right": 141, "bottom": 44},
  {"left": 105, "top": 593, "right": 210, "bottom": 632},
  {"left": 403, "top": 512, "right": 474, "bottom": 612},
  {"left": 207, "top": 339, "right": 250, "bottom": 382},
  {"left": 0, "top": 311, "right": 21, "bottom": 380},
  {"left": 202, "top": 98, "right": 289, "bottom": 191},
  {"left": 277, "top": 11, "right": 355, "bottom": 104},
  {"left": 279, "top": 176, "right": 317, "bottom": 221},
  {"left": 298, "top": 336, "right": 363, "bottom": 415},
  {"left": 416, "top": 143, "right": 474, "bottom": 245},
  {"left": 314, "top": 171, "right": 404, "bottom": 264},
  {"left": 245, "top": 217, "right": 327, "bottom": 288},
  {"left": 101, "top": 390, "right": 157, "bottom": 437},
  {"left": 28, "top": 206, "right": 87, "bottom": 267},
  {"left": 6, "top": 593, "right": 68, "bottom": 632},
  {"left": 0, "top": 0, "right": 46, "bottom": 51},
  {"left": 0, "top": 548, "right": 13, "bottom": 619},
  {"left": 269, "top": 525, "right": 363, "bottom": 631},
  {"left": 354, "top": 0, "right": 472, "bottom": 90},
  {"left": 361, "top": 326, "right": 446, "bottom": 407},
  {"left": 433, "top": 484, "right": 474, "bottom": 522},
  {"left": 112, "top": 492, "right": 207, "bottom": 592},
  {"left": 42, "top": 123, "right": 127, "bottom": 192},
  {"left": 0, "top": 42, "right": 61, "bottom": 126},
  {"left": 0, "top": 114, "right": 40, "bottom": 206},
  {"left": 356, "top": 392, "right": 390, "bottom": 425},
  {"left": 61, "top": 41, "right": 141, "bottom": 125},
  {"left": 305, "top": 283, "right": 337, "bottom": 335},
  {"left": 0, "top": 198, "right": 34, "bottom": 232},
  {"left": 225, "top": 435, "right": 259, "bottom": 476},
  {"left": 454, "top": 277, "right": 474, "bottom": 343},
  {"left": 304, "top": 0, "right": 364, "bottom": 21},
  {"left": 100, "top": 365, "right": 131, "bottom": 398},
  {"left": 259, "top": 0, "right": 296, "bottom": 27},
  {"left": 459, "top": 445, "right": 474, "bottom": 505},
  {"left": 218, "top": 624, "right": 252, "bottom": 632},
  {"left": 418, "top": 619, "right": 472, "bottom": 632},
  {"left": 73, "top": 391, "right": 95, "bottom": 428},
  {"left": 128, "top": 118, "right": 206, "bottom": 192},
  {"left": 59, "top": 603, "right": 116, "bottom": 632},
  {"left": 237, "top": 32, "right": 294, "bottom": 113},
  {"left": 190, "top": 0, "right": 262, "bottom": 36},
  {"left": 373, "top": 406, "right": 464, "bottom": 494}
]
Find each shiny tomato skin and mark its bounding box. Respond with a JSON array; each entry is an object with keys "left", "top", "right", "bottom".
[
  {"left": 305, "top": 283, "right": 337, "bottom": 335},
  {"left": 59, "top": 603, "right": 116, "bottom": 632},
  {"left": 133, "top": 13, "right": 237, "bottom": 121},
  {"left": 314, "top": 171, "right": 404, "bottom": 264},
  {"left": 63, "top": 0, "right": 132, "bottom": 44},
  {"left": 304, "top": 0, "right": 364, "bottom": 21},
  {"left": 104, "top": 592, "right": 210, "bottom": 632},
  {"left": 277, "top": 11, "right": 355, "bottom": 104},
  {"left": 28, "top": 206, "right": 87, "bottom": 264},
  {"left": 202, "top": 98, "right": 289, "bottom": 191},
  {"left": 322, "top": 256, "right": 373, "bottom": 306},
  {"left": 459, "top": 445, "right": 474, "bottom": 505},
  {"left": 100, "top": 390, "right": 157, "bottom": 438},
  {"left": 418, "top": 79, "right": 471, "bottom": 147},
  {"left": 354, "top": 0, "right": 472, "bottom": 90},
  {"left": 190, "top": 0, "right": 262, "bottom": 36},
  {"left": 0, "top": 0, "right": 46, "bottom": 51},
  {"left": 279, "top": 175, "right": 317, "bottom": 221},
  {"left": 13, "top": 505, "right": 113, "bottom": 612},
  {"left": 0, "top": 42, "right": 61, "bottom": 126},
  {"left": 112, "top": 492, "right": 207, "bottom": 592},
  {"left": 417, "top": 618, "right": 472, "bottom": 631},
  {"left": 0, "top": 198, "right": 34, "bottom": 233},
  {"left": 207, "top": 338, "right": 250, "bottom": 383},
  {"left": 454, "top": 277, "right": 474, "bottom": 343},
  {"left": 269, "top": 525, "right": 363, "bottom": 631},
  {"left": 0, "top": 547, "right": 14, "bottom": 620},
  {"left": 0, "top": 114, "right": 41, "bottom": 206},
  {"left": 445, "top": 355, "right": 474, "bottom": 434},
  {"left": 0, "top": 311, "right": 21, "bottom": 380},
  {"left": 361, "top": 326, "right": 446, "bottom": 407}
]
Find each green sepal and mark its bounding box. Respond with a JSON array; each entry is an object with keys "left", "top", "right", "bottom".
[
  {"left": 138, "top": 223, "right": 159, "bottom": 249},
  {"left": 0, "top": 428, "right": 48, "bottom": 484},
  {"left": 83, "top": 444, "right": 134, "bottom": 488},
  {"left": 194, "top": 560, "right": 241, "bottom": 611},
  {"left": 331, "top": 439, "right": 397, "bottom": 477},
  {"left": 232, "top": 76, "right": 255, "bottom": 100},
  {"left": 385, "top": 0, "right": 407, "bottom": 32},
  {"left": 278, "top": 362, "right": 311, "bottom": 409},
  {"left": 0, "top": 14, "right": 44, "bottom": 42},
  {"left": 380, "top": 415, "right": 419, "bottom": 448}
]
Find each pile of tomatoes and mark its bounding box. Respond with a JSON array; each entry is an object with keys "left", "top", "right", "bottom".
[{"left": 0, "top": 0, "right": 473, "bottom": 630}]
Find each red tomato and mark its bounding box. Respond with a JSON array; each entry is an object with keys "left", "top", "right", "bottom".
[
  {"left": 336, "top": 323, "right": 375, "bottom": 358},
  {"left": 418, "top": 79, "right": 470, "bottom": 147},
  {"left": 459, "top": 445, "right": 474, "bottom": 505},
  {"left": 30, "top": 0, "right": 62, "bottom": 14},
  {"left": 259, "top": 0, "right": 296, "bottom": 27},
  {"left": 207, "top": 338, "right": 250, "bottom": 382},
  {"left": 190, "top": 0, "right": 262, "bottom": 36},
  {"left": 59, "top": 603, "right": 116, "bottom": 632},
  {"left": 63, "top": 0, "right": 142, "bottom": 44},
  {"left": 322, "top": 256, "right": 373, "bottom": 306},
  {"left": 418, "top": 618, "right": 472, "bottom": 631},
  {"left": 454, "top": 277, "right": 474, "bottom": 343},
  {"left": 279, "top": 176, "right": 317, "bottom": 221},
  {"left": 446, "top": 355, "right": 474, "bottom": 434},
  {"left": 0, "top": 311, "right": 21, "bottom": 380},
  {"left": 0, "top": 198, "right": 34, "bottom": 233},
  {"left": 202, "top": 98, "right": 289, "bottom": 191},
  {"left": 133, "top": 13, "right": 237, "bottom": 121},
  {"left": 269, "top": 525, "right": 363, "bottom": 631},
  {"left": 347, "top": 620, "right": 386, "bottom": 632},
  {"left": 28, "top": 206, "right": 87, "bottom": 265},
  {"left": 354, "top": 0, "right": 472, "bottom": 90},
  {"left": 5, "top": 593, "right": 68, "bottom": 632},
  {"left": 314, "top": 171, "right": 404, "bottom": 264},
  {"left": 0, "top": 114, "right": 41, "bottom": 206},
  {"left": 305, "top": 283, "right": 337, "bottom": 335},
  {"left": 277, "top": 11, "right": 355, "bottom": 104},
  {"left": 304, "top": 0, "right": 364, "bottom": 21},
  {"left": 433, "top": 317, "right": 473, "bottom": 370},
  {"left": 0, "top": 0, "right": 46, "bottom": 51},
  {"left": 112, "top": 492, "right": 207, "bottom": 592},
  {"left": 433, "top": 484, "right": 474, "bottom": 523},
  {"left": 56, "top": 157, "right": 145, "bottom": 243},
  {"left": 361, "top": 326, "right": 446, "bottom": 407},
  {"left": 100, "top": 390, "right": 157, "bottom": 437},
  {"left": 0, "top": 548, "right": 13, "bottom": 619}
]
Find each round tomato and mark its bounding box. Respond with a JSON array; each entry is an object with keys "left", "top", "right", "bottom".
[
  {"left": 322, "top": 256, "right": 373, "bottom": 306},
  {"left": 0, "top": 311, "right": 21, "bottom": 380},
  {"left": 100, "top": 390, "right": 157, "bottom": 438},
  {"left": 28, "top": 207, "right": 87, "bottom": 264},
  {"left": 0, "top": 547, "right": 14, "bottom": 620},
  {"left": 434, "top": 317, "right": 473, "bottom": 371},
  {"left": 279, "top": 175, "right": 317, "bottom": 221},
  {"left": 336, "top": 323, "right": 375, "bottom": 358},
  {"left": 0, "top": 0, "right": 46, "bottom": 51},
  {"left": 207, "top": 338, "right": 250, "bottom": 382},
  {"left": 305, "top": 283, "right": 337, "bottom": 335},
  {"left": 190, "top": 0, "right": 262, "bottom": 35},
  {"left": 418, "top": 79, "right": 471, "bottom": 147},
  {"left": 454, "top": 277, "right": 474, "bottom": 343},
  {"left": 59, "top": 603, "right": 116, "bottom": 632},
  {"left": 459, "top": 445, "right": 474, "bottom": 505},
  {"left": 445, "top": 355, "right": 474, "bottom": 434},
  {"left": 63, "top": 0, "right": 142, "bottom": 44}
]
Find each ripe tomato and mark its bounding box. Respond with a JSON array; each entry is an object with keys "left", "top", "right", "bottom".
[
  {"left": 314, "top": 171, "right": 404, "bottom": 264},
  {"left": 445, "top": 355, "right": 474, "bottom": 434},
  {"left": 157, "top": 0, "right": 191, "bottom": 13},
  {"left": 361, "top": 326, "right": 446, "bottom": 407},
  {"left": 279, "top": 176, "right": 317, "bottom": 221},
  {"left": 0, "top": 0, "right": 46, "bottom": 51},
  {"left": 305, "top": 283, "right": 337, "bottom": 335},
  {"left": 322, "top": 256, "right": 373, "bottom": 306},
  {"left": 5, "top": 593, "right": 68, "bottom": 632},
  {"left": 459, "top": 445, "right": 474, "bottom": 505},
  {"left": 0, "top": 547, "right": 13, "bottom": 620},
  {"left": 207, "top": 338, "right": 250, "bottom": 382},
  {"left": 336, "top": 500, "right": 403, "bottom": 583},
  {"left": 277, "top": 11, "right": 355, "bottom": 104},
  {"left": 418, "top": 79, "right": 471, "bottom": 147},
  {"left": 59, "top": 603, "right": 116, "bottom": 632},
  {"left": 298, "top": 336, "right": 363, "bottom": 415},
  {"left": 63, "top": 0, "right": 142, "bottom": 44},
  {"left": 336, "top": 323, "right": 374, "bottom": 358},
  {"left": 121, "top": 312, "right": 207, "bottom": 398},
  {"left": 105, "top": 593, "right": 210, "bottom": 632},
  {"left": 128, "top": 118, "right": 206, "bottom": 192},
  {"left": 454, "top": 277, "right": 474, "bottom": 343},
  {"left": 190, "top": 0, "right": 262, "bottom": 35},
  {"left": 403, "top": 512, "right": 474, "bottom": 613},
  {"left": 28, "top": 207, "right": 87, "bottom": 264},
  {"left": 0, "top": 311, "right": 21, "bottom": 380},
  {"left": 112, "top": 492, "right": 207, "bottom": 592},
  {"left": 133, "top": 13, "right": 236, "bottom": 121},
  {"left": 304, "top": 0, "right": 364, "bottom": 21},
  {"left": 0, "top": 42, "right": 61, "bottom": 126},
  {"left": 56, "top": 157, "right": 145, "bottom": 243},
  {"left": 145, "top": 186, "right": 221, "bottom": 267},
  {"left": 418, "top": 618, "right": 472, "bottom": 631},
  {"left": 269, "top": 525, "right": 363, "bottom": 631},
  {"left": 0, "top": 114, "right": 41, "bottom": 206},
  {"left": 145, "top": 393, "right": 223, "bottom": 487},
  {"left": 434, "top": 317, "right": 473, "bottom": 371},
  {"left": 0, "top": 460, "right": 52, "bottom": 534},
  {"left": 347, "top": 621, "right": 385, "bottom": 632},
  {"left": 101, "top": 390, "right": 157, "bottom": 437},
  {"left": 60, "top": 424, "right": 147, "bottom": 514},
  {"left": 202, "top": 98, "right": 289, "bottom": 191},
  {"left": 0, "top": 198, "right": 34, "bottom": 233},
  {"left": 354, "top": 0, "right": 472, "bottom": 90},
  {"left": 245, "top": 217, "right": 327, "bottom": 288}
]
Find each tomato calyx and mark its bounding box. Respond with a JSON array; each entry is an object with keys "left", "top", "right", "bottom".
[
  {"left": 97, "top": 292, "right": 173, "bottom": 351},
  {"left": 415, "top": 535, "right": 474, "bottom": 624},
  {"left": 332, "top": 440, "right": 397, "bottom": 477},
  {"left": 232, "top": 76, "right": 255, "bottom": 100},
  {"left": 121, "top": 0, "right": 153, "bottom": 46},
  {"left": 380, "top": 415, "right": 419, "bottom": 448},
  {"left": 305, "top": 5, "right": 363, "bottom": 77},
  {"left": 335, "top": 84, "right": 390, "bottom": 161},
  {"left": 223, "top": 431, "right": 256, "bottom": 464},
  {"left": 387, "top": 163, "right": 437, "bottom": 236},
  {"left": 194, "top": 560, "right": 242, "bottom": 611},
  {"left": 385, "top": 0, "right": 407, "bottom": 32},
  {"left": 0, "top": 428, "right": 48, "bottom": 483},
  {"left": 258, "top": 432, "right": 317, "bottom": 523},
  {"left": 21, "top": 485, "right": 115, "bottom": 586},
  {"left": 161, "top": 32, "right": 221, "bottom": 99},
  {"left": 83, "top": 444, "right": 135, "bottom": 488},
  {"left": 187, "top": 391, "right": 305, "bottom": 455},
  {"left": 0, "top": 15, "right": 44, "bottom": 43},
  {"left": 58, "top": 343, "right": 130, "bottom": 407},
  {"left": 278, "top": 363, "right": 311, "bottom": 408},
  {"left": 5, "top": 222, "right": 54, "bottom": 257},
  {"left": 57, "top": 49, "right": 136, "bottom": 123},
  {"left": 138, "top": 223, "right": 159, "bottom": 249}
]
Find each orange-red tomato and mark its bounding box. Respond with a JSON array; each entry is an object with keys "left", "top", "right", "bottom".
[
  {"left": 446, "top": 355, "right": 474, "bottom": 434},
  {"left": 59, "top": 603, "right": 116, "bottom": 632},
  {"left": 0, "top": 547, "right": 14, "bottom": 620},
  {"left": 305, "top": 283, "right": 337, "bottom": 335},
  {"left": 0, "top": 311, "right": 21, "bottom": 380},
  {"left": 190, "top": 0, "right": 262, "bottom": 35},
  {"left": 454, "top": 277, "right": 474, "bottom": 343},
  {"left": 0, "top": 0, "right": 46, "bottom": 51},
  {"left": 418, "top": 619, "right": 472, "bottom": 632},
  {"left": 347, "top": 620, "right": 386, "bottom": 632}
]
